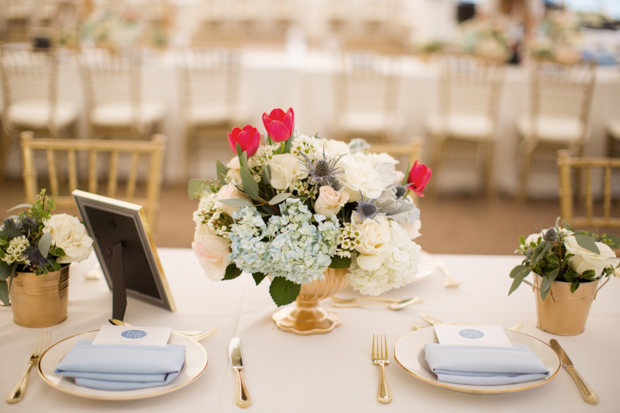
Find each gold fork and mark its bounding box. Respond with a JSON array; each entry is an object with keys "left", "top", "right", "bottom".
[
  {"left": 371, "top": 334, "right": 392, "bottom": 404},
  {"left": 6, "top": 332, "right": 52, "bottom": 404}
]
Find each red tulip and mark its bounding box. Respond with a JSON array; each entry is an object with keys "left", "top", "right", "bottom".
[
  {"left": 262, "top": 108, "right": 294, "bottom": 143},
  {"left": 406, "top": 161, "right": 432, "bottom": 197},
  {"left": 227, "top": 125, "right": 260, "bottom": 157}
]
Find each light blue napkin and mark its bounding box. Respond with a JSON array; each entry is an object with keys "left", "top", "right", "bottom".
[
  {"left": 55, "top": 341, "right": 186, "bottom": 391},
  {"left": 424, "top": 343, "right": 550, "bottom": 386}
]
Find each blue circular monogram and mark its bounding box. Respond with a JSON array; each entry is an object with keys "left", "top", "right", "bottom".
[
  {"left": 458, "top": 329, "right": 484, "bottom": 339},
  {"left": 121, "top": 330, "right": 147, "bottom": 339}
]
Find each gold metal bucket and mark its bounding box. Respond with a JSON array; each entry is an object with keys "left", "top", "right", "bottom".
[
  {"left": 533, "top": 273, "right": 599, "bottom": 336},
  {"left": 272, "top": 268, "right": 349, "bottom": 335},
  {"left": 9, "top": 265, "right": 70, "bottom": 328}
]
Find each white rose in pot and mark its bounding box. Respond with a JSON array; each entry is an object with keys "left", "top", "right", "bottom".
[
  {"left": 564, "top": 236, "right": 616, "bottom": 277},
  {"left": 42, "top": 214, "right": 93, "bottom": 263},
  {"left": 314, "top": 186, "right": 349, "bottom": 218},
  {"left": 192, "top": 225, "right": 231, "bottom": 282}
]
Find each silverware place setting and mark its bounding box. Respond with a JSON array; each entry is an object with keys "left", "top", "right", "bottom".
[
  {"left": 331, "top": 296, "right": 423, "bottom": 311},
  {"left": 7, "top": 331, "right": 52, "bottom": 404},
  {"left": 550, "top": 339, "right": 599, "bottom": 405},
  {"left": 371, "top": 334, "right": 392, "bottom": 404}
]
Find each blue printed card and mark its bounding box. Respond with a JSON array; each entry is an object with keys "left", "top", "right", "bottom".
[
  {"left": 434, "top": 325, "right": 512, "bottom": 347},
  {"left": 92, "top": 325, "right": 172, "bottom": 347}
]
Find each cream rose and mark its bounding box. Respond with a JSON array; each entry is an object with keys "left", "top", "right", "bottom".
[
  {"left": 42, "top": 214, "right": 93, "bottom": 263},
  {"left": 314, "top": 186, "right": 349, "bottom": 218},
  {"left": 192, "top": 233, "right": 231, "bottom": 282},
  {"left": 564, "top": 236, "right": 616, "bottom": 276},
  {"left": 215, "top": 183, "right": 251, "bottom": 217},
  {"left": 354, "top": 216, "right": 391, "bottom": 271},
  {"left": 402, "top": 220, "right": 421, "bottom": 240},
  {"left": 267, "top": 153, "right": 308, "bottom": 190},
  {"left": 226, "top": 156, "right": 241, "bottom": 184},
  {"left": 338, "top": 153, "right": 385, "bottom": 202},
  {"left": 318, "top": 139, "right": 350, "bottom": 158}
]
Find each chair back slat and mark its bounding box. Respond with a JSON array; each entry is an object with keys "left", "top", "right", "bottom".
[
  {"left": 45, "top": 148, "right": 59, "bottom": 197},
  {"left": 67, "top": 149, "right": 77, "bottom": 193},
  {"left": 88, "top": 150, "right": 98, "bottom": 194},
  {"left": 107, "top": 151, "right": 119, "bottom": 199},
  {"left": 126, "top": 152, "right": 140, "bottom": 200}
]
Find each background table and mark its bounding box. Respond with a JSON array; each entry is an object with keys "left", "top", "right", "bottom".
[{"left": 1, "top": 249, "right": 619, "bottom": 412}]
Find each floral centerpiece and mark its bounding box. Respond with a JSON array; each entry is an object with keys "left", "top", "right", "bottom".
[
  {"left": 0, "top": 190, "right": 94, "bottom": 306},
  {"left": 529, "top": 10, "right": 583, "bottom": 63},
  {"left": 191, "top": 108, "right": 431, "bottom": 308},
  {"left": 457, "top": 18, "right": 512, "bottom": 63}
]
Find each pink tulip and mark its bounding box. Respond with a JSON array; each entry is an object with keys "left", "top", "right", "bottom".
[
  {"left": 406, "top": 161, "right": 432, "bottom": 197},
  {"left": 227, "top": 125, "right": 260, "bottom": 157},
  {"left": 262, "top": 108, "right": 294, "bottom": 143}
]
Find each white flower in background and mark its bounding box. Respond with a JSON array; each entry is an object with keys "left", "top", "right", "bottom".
[
  {"left": 347, "top": 220, "right": 421, "bottom": 295},
  {"left": 215, "top": 183, "right": 252, "bottom": 217},
  {"left": 338, "top": 153, "right": 385, "bottom": 202},
  {"left": 226, "top": 156, "right": 241, "bottom": 184},
  {"left": 354, "top": 216, "right": 391, "bottom": 271},
  {"left": 564, "top": 236, "right": 616, "bottom": 277},
  {"left": 42, "top": 214, "right": 93, "bottom": 263},
  {"left": 267, "top": 153, "right": 308, "bottom": 191},
  {"left": 192, "top": 225, "right": 231, "bottom": 282},
  {"left": 1, "top": 235, "right": 30, "bottom": 265},
  {"left": 314, "top": 186, "right": 349, "bottom": 218}
]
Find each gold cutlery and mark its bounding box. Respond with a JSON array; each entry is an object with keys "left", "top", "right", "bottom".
[
  {"left": 108, "top": 319, "right": 215, "bottom": 340},
  {"left": 371, "top": 334, "right": 392, "bottom": 404},
  {"left": 331, "top": 296, "right": 423, "bottom": 310},
  {"left": 550, "top": 339, "right": 599, "bottom": 405},
  {"left": 229, "top": 337, "right": 251, "bottom": 408},
  {"left": 6, "top": 332, "right": 51, "bottom": 404},
  {"left": 434, "top": 259, "right": 461, "bottom": 288}
]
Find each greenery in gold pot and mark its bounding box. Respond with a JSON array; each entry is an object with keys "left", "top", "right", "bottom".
[
  {"left": 509, "top": 218, "right": 619, "bottom": 300},
  {"left": 0, "top": 190, "right": 93, "bottom": 305}
]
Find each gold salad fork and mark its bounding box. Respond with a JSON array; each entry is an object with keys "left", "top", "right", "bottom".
[
  {"left": 7, "top": 332, "right": 52, "bottom": 404},
  {"left": 371, "top": 334, "right": 392, "bottom": 404}
]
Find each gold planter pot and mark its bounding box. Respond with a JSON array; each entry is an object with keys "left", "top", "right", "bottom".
[
  {"left": 9, "top": 265, "right": 70, "bottom": 328},
  {"left": 272, "top": 268, "right": 349, "bottom": 335},
  {"left": 533, "top": 273, "right": 599, "bottom": 336}
]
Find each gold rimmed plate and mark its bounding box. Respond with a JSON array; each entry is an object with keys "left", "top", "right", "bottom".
[
  {"left": 393, "top": 328, "right": 560, "bottom": 395},
  {"left": 38, "top": 330, "right": 208, "bottom": 401}
]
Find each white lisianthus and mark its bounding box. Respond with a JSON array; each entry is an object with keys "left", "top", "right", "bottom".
[
  {"left": 226, "top": 156, "right": 241, "bottom": 184},
  {"left": 192, "top": 224, "right": 231, "bottom": 282},
  {"left": 564, "top": 236, "right": 616, "bottom": 277},
  {"left": 338, "top": 153, "right": 385, "bottom": 202},
  {"left": 215, "top": 183, "right": 251, "bottom": 217},
  {"left": 42, "top": 214, "right": 93, "bottom": 263},
  {"left": 354, "top": 216, "right": 391, "bottom": 271},
  {"left": 314, "top": 186, "right": 349, "bottom": 218},
  {"left": 267, "top": 153, "right": 308, "bottom": 190}
]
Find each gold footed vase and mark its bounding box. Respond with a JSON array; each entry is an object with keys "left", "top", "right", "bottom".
[
  {"left": 272, "top": 268, "right": 349, "bottom": 335},
  {"left": 9, "top": 265, "right": 70, "bottom": 328},
  {"left": 533, "top": 273, "right": 599, "bottom": 336}
]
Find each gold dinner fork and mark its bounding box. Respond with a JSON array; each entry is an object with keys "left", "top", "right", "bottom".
[
  {"left": 7, "top": 331, "right": 52, "bottom": 403},
  {"left": 371, "top": 334, "right": 392, "bottom": 404}
]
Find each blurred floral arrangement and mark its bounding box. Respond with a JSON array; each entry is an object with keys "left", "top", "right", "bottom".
[
  {"left": 529, "top": 10, "right": 583, "bottom": 64},
  {"left": 458, "top": 18, "right": 512, "bottom": 63},
  {"left": 190, "top": 108, "right": 431, "bottom": 306},
  {"left": 509, "top": 218, "right": 619, "bottom": 300},
  {"left": 0, "top": 190, "right": 93, "bottom": 305}
]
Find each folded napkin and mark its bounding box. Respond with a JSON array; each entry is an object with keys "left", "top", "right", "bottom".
[
  {"left": 424, "top": 343, "right": 550, "bottom": 386},
  {"left": 55, "top": 341, "right": 185, "bottom": 391}
]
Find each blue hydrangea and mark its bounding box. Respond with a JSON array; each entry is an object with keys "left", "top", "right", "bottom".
[{"left": 229, "top": 198, "right": 340, "bottom": 285}]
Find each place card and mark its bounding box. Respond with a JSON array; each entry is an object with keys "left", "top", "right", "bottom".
[
  {"left": 434, "top": 325, "right": 512, "bottom": 347},
  {"left": 92, "top": 325, "right": 172, "bottom": 347}
]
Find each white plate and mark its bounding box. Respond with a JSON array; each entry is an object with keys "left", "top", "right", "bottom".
[
  {"left": 394, "top": 328, "right": 561, "bottom": 395},
  {"left": 38, "top": 330, "right": 208, "bottom": 401}
]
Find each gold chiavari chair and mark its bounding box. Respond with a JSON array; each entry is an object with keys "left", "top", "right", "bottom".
[
  {"left": 607, "top": 119, "right": 620, "bottom": 158},
  {"left": 334, "top": 51, "right": 400, "bottom": 143},
  {"left": 78, "top": 47, "right": 163, "bottom": 140},
  {"left": 426, "top": 53, "right": 504, "bottom": 198},
  {"left": 517, "top": 61, "right": 596, "bottom": 201},
  {"left": 20, "top": 132, "right": 166, "bottom": 231}
]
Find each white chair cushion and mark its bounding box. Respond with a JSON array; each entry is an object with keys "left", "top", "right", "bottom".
[
  {"left": 187, "top": 105, "right": 231, "bottom": 126},
  {"left": 608, "top": 120, "right": 620, "bottom": 140},
  {"left": 426, "top": 113, "right": 494, "bottom": 141},
  {"left": 517, "top": 115, "right": 584, "bottom": 143},
  {"left": 90, "top": 102, "right": 164, "bottom": 127},
  {"left": 8, "top": 98, "right": 78, "bottom": 129}
]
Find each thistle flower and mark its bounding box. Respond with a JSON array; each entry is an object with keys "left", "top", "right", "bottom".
[
  {"left": 543, "top": 227, "right": 558, "bottom": 242},
  {"left": 394, "top": 186, "right": 407, "bottom": 199},
  {"left": 2, "top": 218, "right": 18, "bottom": 230},
  {"left": 299, "top": 148, "right": 344, "bottom": 189},
  {"left": 26, "top": 246, "right": 50, "bottom": 272},
  {"left": 19, "top": 217, "right": 38, "bottom": 232},
  {"left": 356, "top": 193, "right": 378, "bottom": 221}
]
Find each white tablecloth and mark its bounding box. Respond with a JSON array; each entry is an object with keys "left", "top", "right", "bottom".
[{"left": 1, "top": 249, "right": 619, "bottom": 412}]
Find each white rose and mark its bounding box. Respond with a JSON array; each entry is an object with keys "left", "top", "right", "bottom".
[
  {"left": 402, "top": 220, "right": 421, "bottom": 240},
  {"left": 318, "top": 139, "right": 350, "bottom": 158},
  {"left": 267, "top": 154, "right": 308, "bottom": 190},
  {"left": 564, "top": 236, "right": 616, "bottom": 276},
  {"left": 215, "top": 183, "right": 252, "bottom": 217},
  {"left": 354, "top": 216, "right": 391, "bottom": 271},
  {"left": 524, "top": 232, "right": 542, "bottom": 246},
  {"left": 42, "top": 214, "right": 93, "bottom": 264},
  {"left": 192, "top": 233, "right": 231, "bottom": 282},
  {"left": 314, "top": 186, "right": 349, "bottom": 217},
  {"left": 226, "top": 156, "right": 241, "bottom": 184},
  {"left": 338, "top": 154, "right": 385, "bottom": 202}
]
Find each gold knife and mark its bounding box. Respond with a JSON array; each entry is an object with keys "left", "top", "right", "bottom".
[
  {"left": 229, "top": 337, "right": 252, "bottom": 408},
  {"left": 549, "top": 339, "right": 599, "bottom": 405},
  {"left": 417, "top": 312, "right": 447, "bottom": 326}
]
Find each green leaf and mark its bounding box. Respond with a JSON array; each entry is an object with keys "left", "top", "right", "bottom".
[
  {"left": 508, "top": 266, "right": 530, "bottom": 296},
  {"left": 38, "top": 233, "right": 53, "bottom": 258},
  {"left": 240, "top": 167, "right": 259, "bottom": 199},
  {"left": 53, "top": 247, "right": 66, "bottom": 257},
  {"left": 534, "top": 242, "right": 553, "bottom": 263},
  {"left": 547, "top": 254, "right": 560, "bottom": 266},
  {"left": 0, "top": 262, "right": 11, "bottom": 281},
  {"left": 236, "top": 142, "right": 243, "bottom": 158},
  {"left": 570, "top": 281, "right": 580, "bottom": 293},
  {"left": 217, "top": 198, "right": 254, "bottom": 208},
  {"left": 240, "top": 151, "right": 248, "bottom": 169},
  {"left": 519, "top": 236, "right": 525, "bottom": 245},
  {"left": 268, "top": 192, "right": 291, "bottom": 205},
  {"left": 562, "top": 220, "right": 574, "bottom": 232},
  {"left": 223, "top": 264, "right": 242, "bottom": 280},
  {"left": 402, "top": 162, "right": 411, "bottom": 185},
  {"left": 216, "top": 161, "right": 229, "bottom": 185},
  {"left": 604, "top": 234, "right": 620, "bottom": 249},
  {"left": 7, "top": 203, "right": 32, "bottom": 212},
  {"left": 581, "top": 270, "right": 596, "bottom": 280},
  {"left": 530, "top": 241, "right": 549, "bottom": 263},
  {"left": 574, "top": 235, "right": 600, "bottom": 254},
  {"left": 283, "top": 137, "right": 294, "bottom": 154},
  {"left": 329, "top": 256, "right": 352, "bottom": 269},
  {"left": 262, "top": 164, "right": 272, "bottom": 186},
  {"left": 0, "top": 229, "right": 22, "bottom": 240},
  {"left": 188, "top": 179, "right": 204, "bottom": 200},
  {"left": 269, "top": 277, "right": 301, "bottom": 307},
  {"left": 509, "top": 265, "right": 530, "bottom": 279},
  {"left": 540, "top": 269, "right": 559, "bottom": 301},
  {"left": 0, "top": 280, "right": 8, "bottom": 306},
  {"left": 252, "top": 272, "right": 267, "bottom": 285}
]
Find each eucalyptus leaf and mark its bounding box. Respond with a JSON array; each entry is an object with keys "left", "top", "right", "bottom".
[
  {"left": 217, "top": 198, "right": 254, "bottom": 208},
  {"left": 7, "top": 203, "right": 32, "bottom": 212},
  {"left": 268, "top": 192, "right": 291, "bottom": 205},
  {"left": 530, "top": 241, "right": 549, "bottom": 263},
  {"left": 574, "top": 234, "right": 600, "bottom": 254},
  {"left": 508, "top": 266, "right": 530, "bottom": 296},
  {"left": 540, "top": 269, "right": 559, "bottom": 301},
  {"left": 269, "top": 277, "right": 301, "bottom": 307},
  {"left": 509, "top": 265, "right": 530, "bottom": 279},
  {"left": 562, "top": 220, "right": 574, "bottom": 232},
  {"left": 0, "top": 280, "right": 8, "bottom": 306},
  {"left": 605, "top": 234, "right": 620, "bottom": 249},
  {"left": 519, "top": 236, "right": 525, "bottom": 245},
  {"left": 216, "top": 161, "right": 229, "bottom": 185},
  {"left": 187, "top": 179, "right": 204, "bottom": 200},
  {"left": 0, "top": 262, "right": 11, "bottom": 281},
  {"left": 262, "top": 164, "right": 271, "bottom": 186},
  {"left": 38, "top": 233, "right": 53, "bottom": 258},
  {"left": 0, "top": 229, "right": 22, "bottom": 240},
  {"left": 534, "top": 242, "right": 553, "bottom": 263},
  {"left": 329, "top": 256, "right": 352, "bottom": 269},
  {"left": 252, "top": 272, "right": 267, "bottom": 285},
  {"left": 240, "top": 167, "right": 259, "bottom": 199},
  {"left": 240, "top": 151, "right": 248, "bottom": 169},
  {"left": 223, "top": 264, "right": 242, "bottom": 280}
]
